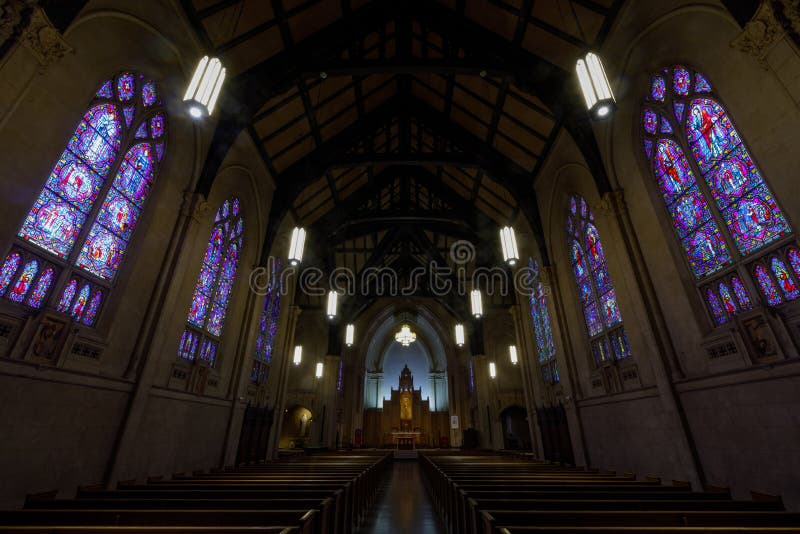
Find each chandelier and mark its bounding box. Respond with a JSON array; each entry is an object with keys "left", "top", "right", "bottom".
[{"left": 394, "top": 324, "right": 417, "bottom": 346}]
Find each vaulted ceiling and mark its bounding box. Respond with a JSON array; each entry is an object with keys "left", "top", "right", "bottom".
[{"left": 181, "top": 0, "right": 624, "bottom": 288}]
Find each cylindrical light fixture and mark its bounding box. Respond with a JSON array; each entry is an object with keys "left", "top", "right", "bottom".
[
  {"left": 345, "top": 323, "right": 355, "bottom": 347},
  {"left": 293, "top": 345, "right": 303, "bottom": 365},
  {"left": 455, "top": 324, "right": 465, "bottom": 347},
  {"left": 184, "top": 56, "right": 226, "bottom": 118},
  {"left": 288, "top": 227, "right": 306, "bottom": 266},
  {"left": 509, "top": 345, "right": 518, "bottom": 365},
  {"left": 470, "top": 289, "right": 483, "bottom": 319},
  {"left": 315, "top": 362, "right": 324, "bottom": 379},
  {"left": 327, "top": 290, "right": 338, "bottom": 319},
  {"left": 489, "top": 361, "right": 497, "bottom": 379},
  {"left": 500, "top": 226, "right": 519, "bottom": 266},
  {"left": 576, "top": 52, "right": 616, "bottom": 120}
]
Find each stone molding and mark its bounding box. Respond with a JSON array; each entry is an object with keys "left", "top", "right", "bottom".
[
  {"left": 731, "top": 0, "right": 786, "bottom": 67},
  {"left": 20, "top": 5, "right": 72, "bottom": 69}
]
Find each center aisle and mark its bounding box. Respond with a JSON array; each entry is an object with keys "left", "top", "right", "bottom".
[{"left": 357, "top": 459, "right": 445, "bottom": 534}]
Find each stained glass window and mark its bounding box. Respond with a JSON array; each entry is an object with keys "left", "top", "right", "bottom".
[
  {"left": 528, "top": 258, "right": 559, "bottom": 383},
  {"left": 0, "top": 252, "right": 21, "bottom": 296},
  {"left": 10, "top": 72, "right": 167, "bottom": 325},
  {"left": 642, "top": 65, "right": 794, "bottom": 320},
  {"left": 566, "top": 194, "right": 630, "bottom": 364},
  {"left": 253, "top": 259, "right": 282, "bottom": 384},
  {"left": 180, "top": 198, "right": 244, "bottom": 367},
  {"left": 8, "top": 261, "right": 38, "bottom": 303},
  {"left": 468, "top": 359, "right": 475, "bottom": 393}
]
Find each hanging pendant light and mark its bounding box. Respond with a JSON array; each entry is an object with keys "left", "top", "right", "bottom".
[
  {"left": 345, "top": 323, "right": 355, "bottom": 347},
  {"left": 293, "top": 345, "right": 303, "bottom": 365},
  {"left": 500, "top": 226, "right": 519, "bottom": 266},
  {"left": 326, "top": 291, "right": 338, "bottom": 320},
  {"left": 470, "top": 289, "right": 483, "bottom": 319},
  {"left": 509, "top": 345, "right": 518, "bottom": 365},
  {"left": 454, "top": 324, "right": 465, "bottom": 347},
  {"left": 489, "top": 361, "right": 497, "bottom": 379},
  {"left": 315, "top": 362, "right": 324, "bottom": 379},
  {"left": 576, "top": 52, "right": 616, "bottom": 120},
  {"left": 394, "top": 324, "right": 417, "bottom": 346},
  {"left": 184, "top": 56, "right": 226, "bottom": 119},
  {"left": 288, "top": 227, "right": 306, "bottom": 266}
]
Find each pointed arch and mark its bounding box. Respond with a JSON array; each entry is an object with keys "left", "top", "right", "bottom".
[
  {"left": 641, "top": 65, "right": 795, "bottom": 325},
  {"left": 566, "top": 194, "right": 631, "bottom": 364},
  {"left": 179, "top": 197, "right": 244, "bottom": 366},
  {"left": 2, "top": 72, "right": 167, "bottom": 326}
]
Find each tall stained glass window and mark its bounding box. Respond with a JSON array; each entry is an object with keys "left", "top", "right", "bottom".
[
  {"left": 641, "top": 66, "right": 795, "bottom": 325},
  {"left": 252, "top": 259, "right": 282, "bottom": 384},
  {"left": 179, "top": 197, "right": 243, "bottom": 366},
  {"left": 566, "top": 195, "right": 631, "bottom": 364},
  {"left": 2, "top": 72, "right": 166, "bottom": 325},
  {"left": 528, "top": 258, "right": 559, "bottom": 383}
]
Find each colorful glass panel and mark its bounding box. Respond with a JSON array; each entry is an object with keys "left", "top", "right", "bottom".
[
  {"left": 706, "top": 287, "right": 727, "bottom": 324},
  {"left": 528, "top": 259, "right": 556, "bottom": 363},
  {"left": 57, "top": 279, "right": 77, "bottom": 312},
  {"left": 134, "top": 123, "right": 148, "bottom": 138},
  {"left": 19, "top": 189, "right": 87, "bottom": 258},
  {"left": 591, "top": 337, "right": 612, "bottom": 363},
  {"left": 585, "top": 224, "right": 604, "bottom": 268},
  {"left": 199, "top": 338, "right": 217, "bottom": 364},
  {"left": 669, "top": 186, "right": 712, "bottom": 238},
  {"left": 644, "top": 139, "right": 653, "bottom": 158},
  {"left": 142, "top": 81, "right": 157, "bottom": 106},
  {"left": 722, "top": 184, "right": 790, "bottom": 255},
  {"left": 25, "top": 267, "right": 54, "bottom": 308},
  {"left": 650, "top": 75, "right": 666, "bottom": 102},
  {"left": 255, "top": 260, "right": 283, "bottom": 365},
  {"left": 67, "top": 103, "right": 121, "bottom": 176},
  {"left": 643, "top": 109, "right": 657, "bottom": 134},
  {"left": 731, "top": 276, "right": 752, "bottom": 310},
  {"left": 75, "top": 225, "right": 125, "bottom": 280},
  {"left": 468, "top": 359, "right": 475, "bottom": 393},
  {"left": 95, "top": 189, "right": 141, "bottom": 242},
  {"left": 599, "top": 290, "right": 622, "bottom": 327},
  {"left": 150, "top": 114, "right": 165, "bottom": 138},
  {"left": 82, "top": 291, "right": 103, "bottom": 325},
  {"left": 653, "top": 139, "right": 696, "bottom": 204},
  {"left": 178, "top": 329, "right": 199, "bottom": 361},
  {"left": 609, "top": 329, "right": 631, "bottom": 360},
  {"left": 718, "top": 282, "right": 738, "bottom": 315},
  {"left": 673, "top": 66, "right": 691, "bottom": 96},
  {"left": 679, "top": 222, "right": 730, "bottom": 278},
  {"left": 583, "top": 303, "right": 603, "bottom": 336},
  {"left": 71, "top": 284, "right": 90, "bottom": 319},
  {"left": 673, "top": 102, "right": 684, "bottom": 122},
  {"left": 754, "top": 264, "right": 782, "bottom": 306},
  {"left": 788, "top": 249, "right": 800, "bottom": 279},
  {"left": 770, "top": 257, "right": 800, "bottom": 300},
  {"left": 571, "top": 241, "right": 588, "bottom": 280},
  {"left": 686, "top": 98, "right": 740, "bottom": 173},
  {"left": 122, "top": 106, "right": 134, "bottom": 128},
  {"left": 45, "top": 151, "right": 104, "bottom": 213},
  {"left": 113, "top": 143, "right": 154, "bottom": 206},
  {"left": 117, "top": 73, "right": 135, "bottom": 101},
  {"left": 155, "top": 142, "right": 165, "bottom": 162},
  {"left": 96, "top": 80, "right": 113, "bottom": 99},
  {"left": 660, "top": 116, "right": 673, "bottom": 134},
  {"left": 8, "top": 261, "right": 38, "bottom": 302},
  {"left": 0, "top": 252, "right": 21, "bottom": 295},
  {"left": 695, "top": 72, "right": 712, "bottom": 92}
]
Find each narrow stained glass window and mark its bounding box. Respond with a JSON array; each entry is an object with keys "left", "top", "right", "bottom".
[
  {"left": 0, "top": 252, "right": 21, "bottom": 295},
  {"left": 566, "top": 194, "right": 630, "bottom": 364},
  {"left": 641, "top": 65, "right": 794, "bottom": 321},
  {"left": 8, "top": 261, "right": 38, "bottom": 303},
  {"left": 181, "top": 198, "right": 244, "bottom": 366},
  {"left": 529, "top": 258, "right": 559, "bottom": 383},
  {"left": 253, "top": 259, "right": 282, "bottom": 384}
]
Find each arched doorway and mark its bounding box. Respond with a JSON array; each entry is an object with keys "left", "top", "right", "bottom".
[
  {"left": 279, "top": 405, "right": 313, "bottom": 449},
  {"left": 500, "top": 405, "right": 531, "bottom": 450}
]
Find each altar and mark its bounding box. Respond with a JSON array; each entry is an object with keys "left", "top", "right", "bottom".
[{"left": 362, "top": 364, "right": 450, "bottom": 448}]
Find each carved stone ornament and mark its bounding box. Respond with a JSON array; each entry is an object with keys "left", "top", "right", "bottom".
[
  {"left": 0, "top": 0, "right": 32, "bottom": 46},
  {"left": 591, "top": 189, "right": 624, "bottom": 217},
  {"left": 20, "top": 6, "right": 73, "bottom": 69},
  {"left": 181, "top": 191, "right": 210, "bottom": 222},
  {"left": 731, "top": 0, "right": 785, "bottom": 67}
]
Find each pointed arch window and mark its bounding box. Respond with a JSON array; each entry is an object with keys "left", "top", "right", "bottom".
[
  {"left": 1, "top": 72, "right": 166, "bottom": 325},
  {"left": 179, "top": 197, "right": 243, "bottom": 366},
  {"left": 252, "top": 259, "right": 282, "bottom": 383},
  {"left": 528, "top": 258, "right": 559, "bottom": 383},
  {"left": 566, "top": 195, "right": 632, "bottom": 364},
  {"left": 641, "top": 66, "right": 795, "bottom": 325}
]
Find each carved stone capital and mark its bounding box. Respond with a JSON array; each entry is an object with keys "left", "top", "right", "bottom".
[
  {"left": 20, "top": 6, "right": 73, "bottom": 70},
  {"left": 0, "top": 0, "right": 32, "bottom": 46},
  {"left": 181, "top": 191, "right": 209, "bottom": 222},
  {"left": 731, "top": 0, "right": 785, "bottom": 68}
]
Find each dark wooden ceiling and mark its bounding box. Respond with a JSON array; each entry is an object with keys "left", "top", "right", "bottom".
[{"left": 181, "top": 0, "right": 624, "bottom": 285}]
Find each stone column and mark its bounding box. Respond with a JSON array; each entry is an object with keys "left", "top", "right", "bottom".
[
  {"left": 603, "top": 189, "right": 704, "bottom": 486},
  {"left": 265, "top": 304, "right": 302, "bottom": 459},
  {"left": 316, "top": 354, "right": 341, "bottom": 448},
  {"left": 509, "top": 304, "right": 541, "bottom": 455}
]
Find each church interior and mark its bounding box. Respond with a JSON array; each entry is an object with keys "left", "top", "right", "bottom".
[{"left": 0, "top": 0, "right": 799, "bottom": 532}]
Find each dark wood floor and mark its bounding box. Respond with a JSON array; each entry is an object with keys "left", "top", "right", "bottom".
[{"left": 357, "top": 459, "right": 445, "bottom": 534}]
